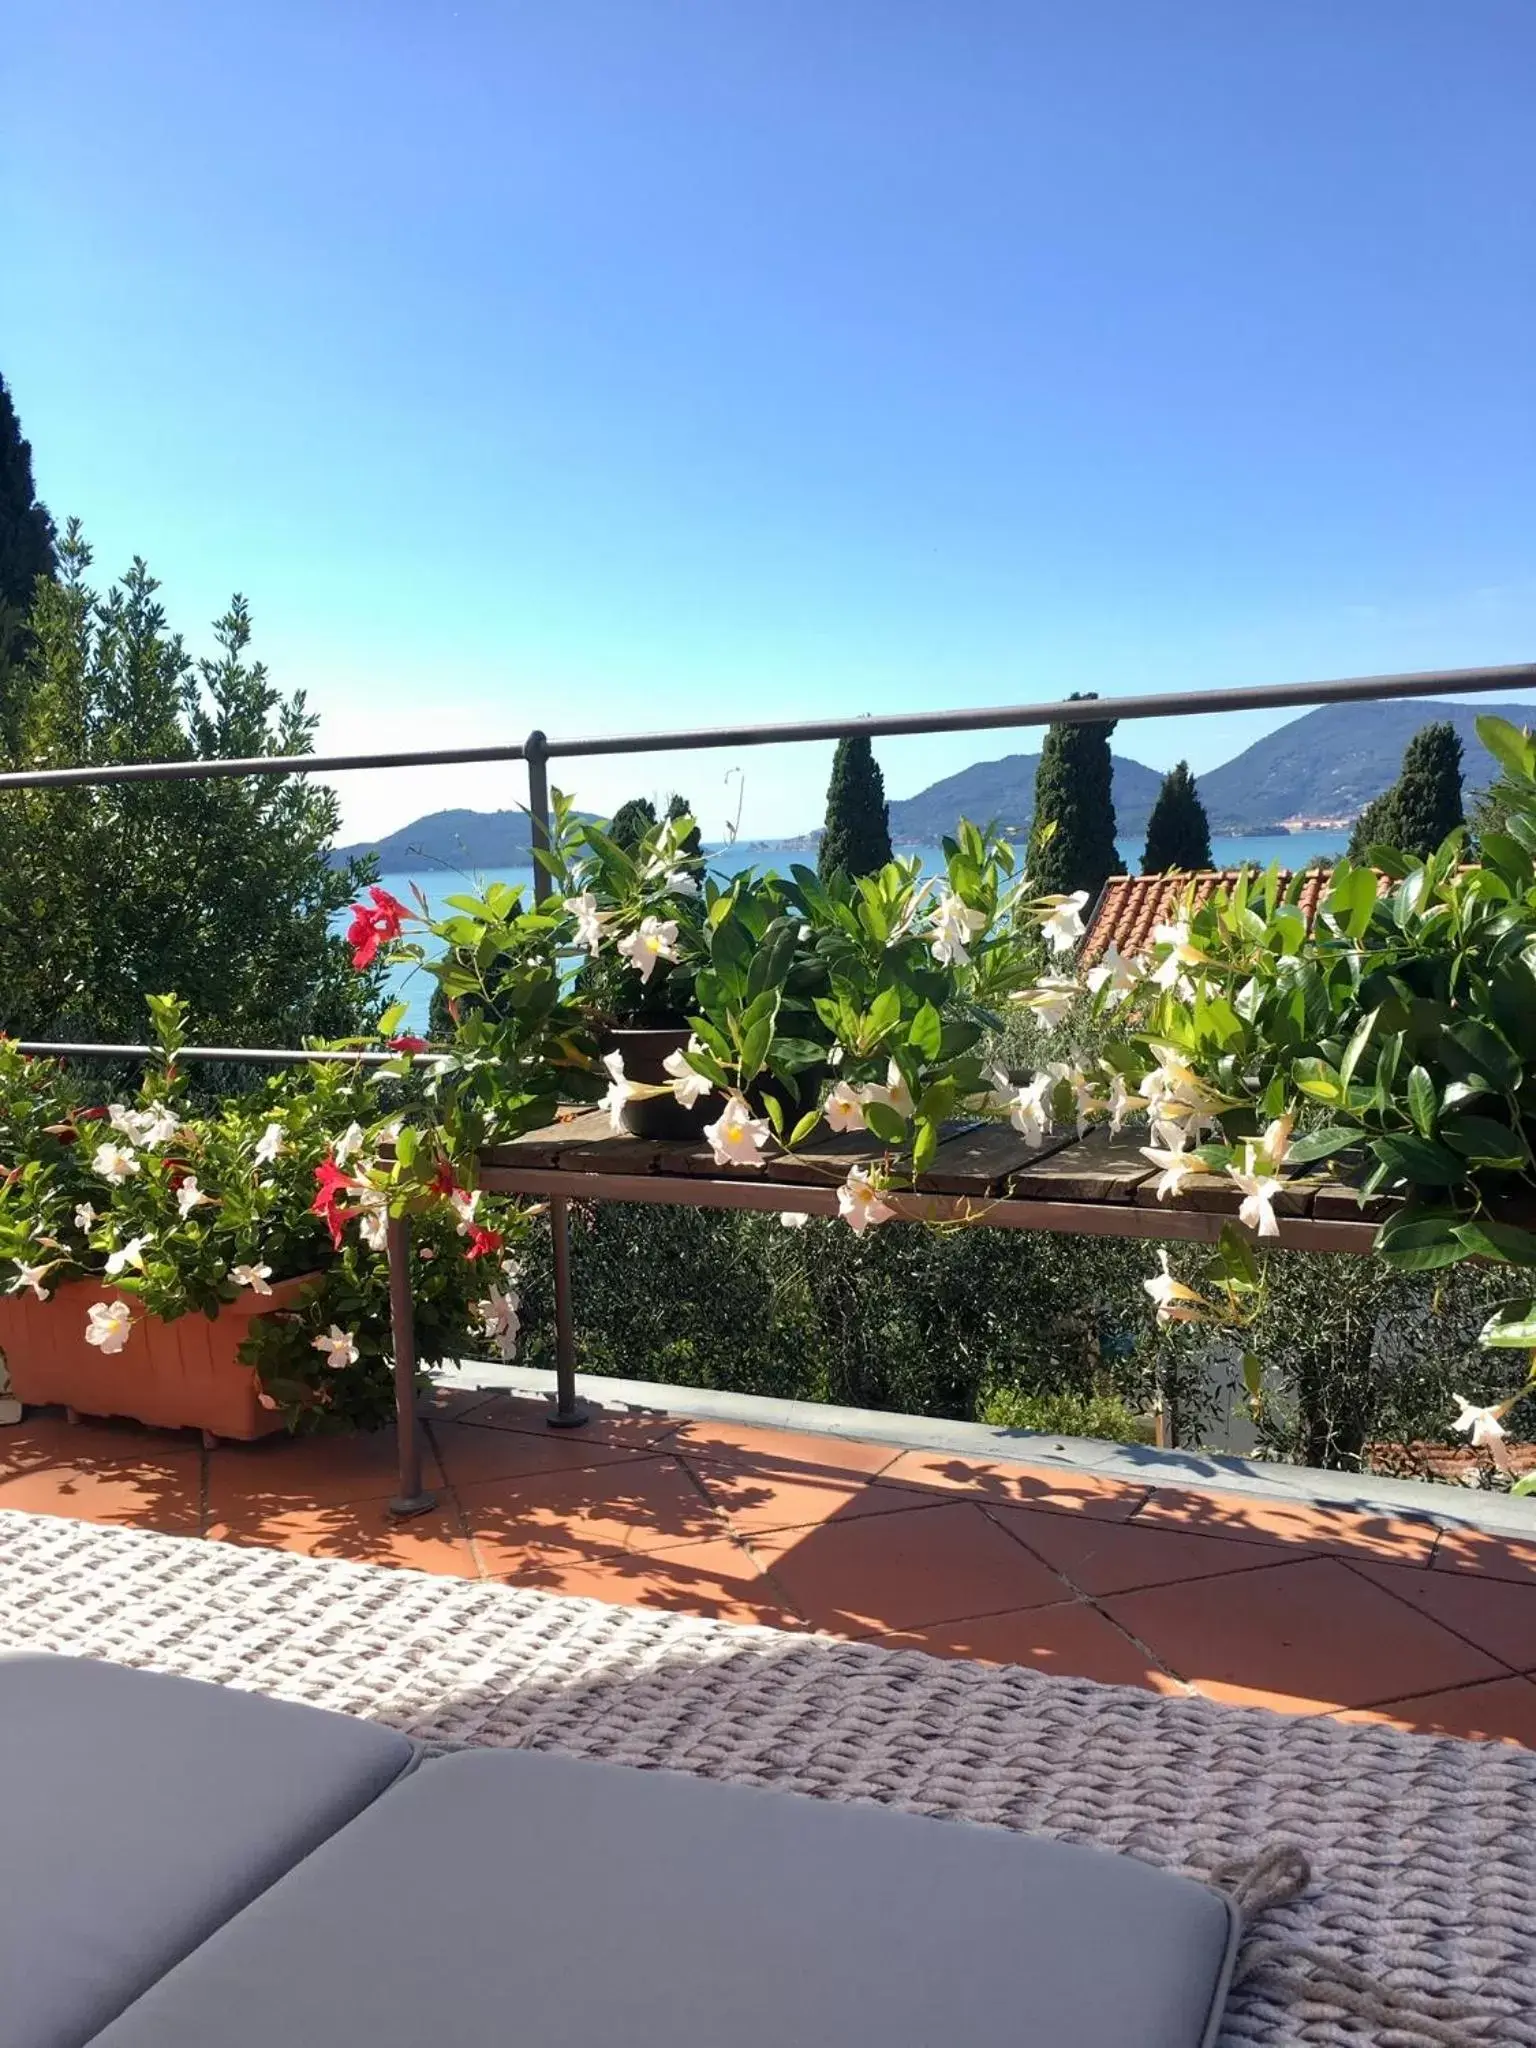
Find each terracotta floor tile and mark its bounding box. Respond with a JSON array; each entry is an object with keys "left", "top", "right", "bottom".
[
  {"left": 1431, "top": 1526, "right": 1536, "bottom": 1588},
  {"left": 746, "top": 1500, "right": 1072, "bottom": 1635},
  {"left": 868, "top": 1599, "right": 1187, "bottom": 1692},
  {"left": 454, "top": 1455, "right": 724, "bottom": 1573},
  {"left": 451, "top": 1392, "right": 681, "bottom": 1451},
  {"left": 209, "top": 1496, "right": 478, "bottom": 1577},
  {"left": 1348, "top": 1558, "right": 1536, "bottom": 1671},
  {"left": 206, "top": 1429, "right": 421, "bottom": 1517},
  {"left": 429, "top": 1417, "right": 646, "bottom": 1489},
  {"left": 988, "top": 1503, "right": 1311, "bottom": 1597},
  {"left": 490, "top": 1534, "right": 802, "bottom": 1628},
  {"left": 1334, "top": 1675, "right": 1536, "bottom": 1748},
  {"left": 1103, "top": 1556, "right": 1505, "bottom": 1714},
  {"left": 665, "top": 1418, "right": 901, "bottom": 1475},
  {"left": 680, "top": 1451, "right": 939, "bottom": 1538},
  {"left": 877, "top": 1450, "right": 1148, "bottom": 1521},
  {"left": 1133, "top": 1486, "right": 1439, "bottom": 1566},
  {"left": 0, "top": 1412, "right": 200, "bottom": 1533}
]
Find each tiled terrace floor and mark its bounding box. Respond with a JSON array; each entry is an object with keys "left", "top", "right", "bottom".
[{"left": 6, "top": 1390, "right": 1536, "bottom": 1746}]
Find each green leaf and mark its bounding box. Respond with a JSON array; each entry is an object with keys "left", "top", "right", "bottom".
[
  {"left": 788, "top": 1109, "right": 821, "bottom": 1147},
  {"left": 1440, "top": 1114, "right": 1530, "bottom": 1171},
  {"left": 1241, "top": 1352, "right": 1263, "bottom": 1399},
  {"left": 1454, "top": 1218, "right": 1536, "bottom": 1265},
  {"left": 760, "top": 1090, "right": 785, "bottom": 1135},
  {"left": 1476, "top": 715, "right": 1535, "bottom": 782},
  {"left": 909, "top": 1001, "right": 943, "bottom": 1061},
  {"left": 862, "top": 1099, "right": 908, "bottom": 1146},
  {"left": 394, "top": 1125, "right": 419, "bottom": 1169},
  {"left": 1284, "top": 1125, "right": 1359, "bottom": 1166},
  {"left": 1370, "top": 1133, "right": 1468, "bottom": 1188},
  {"left": 1338, "top": 1008, "right": 1379, "bottom": 1094},
  {"left": 1479, "top": 1300, "right": 1536, "bottom": 1348},
  {"left": 1292, "top": 1057, "right": 1343, "bottom": 1104},
  {"left": 1446, "top": 1020, "right": 1521, "bottom": 1094},
  {"left": 912, "top": 1117, "right": 940, "bottom": 1174},
  {"left": 1215, "top": 1221, "right": 1260, "bottom": 1289},
  {"left": 866, "top": 986, "right": 902, "bottom": 1040},
  {"left": 1376, "top": 1210, "right": 1468, "bottom": 1270},
  {"left": 1406, "top": 1065, "right": 1436, "bottom": 1138}
]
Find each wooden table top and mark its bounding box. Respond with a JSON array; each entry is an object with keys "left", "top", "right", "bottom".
[{"left": 477, "top": 1112, "right": 1392, "bottom": 1252}]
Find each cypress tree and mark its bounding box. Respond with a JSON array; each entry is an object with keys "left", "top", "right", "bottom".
[
  {"left": 609, "top": 796, "right": 658, "bottom": 853},
  {"left": 1141, "top": 760, "right": 1213, "bottom": 874},
  {"left": 666, "top": 792, "right": 703, "bottom": 859},
  {"left": 1348, "top": 722, "right": 1464, "bottom": 861},
  {"left": 0, "top": 373, "right": 55, "bottom": 621},
  {"left": 818, "top": 732, "right": 893, "bottom": 880},
  {"left": 1029, "top": 694, "right": 1119, "bottom": 901}
]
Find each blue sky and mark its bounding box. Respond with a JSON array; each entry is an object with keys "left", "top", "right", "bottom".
[{"left": 6, "top": 1, "right": 1534, "bottom": 841}]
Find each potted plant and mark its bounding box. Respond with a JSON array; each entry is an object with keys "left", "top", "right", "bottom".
[{"left": 0, "top": 995, "right": 534, "bottom": 1438}]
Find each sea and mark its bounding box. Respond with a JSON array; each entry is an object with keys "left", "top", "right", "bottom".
[{"left": 363, "top": 829, "right": 1348, "bottom": 1036}]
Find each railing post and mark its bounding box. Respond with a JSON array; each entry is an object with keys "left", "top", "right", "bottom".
[
  {"left": 525, "top": 733, "right": 590, "bottom": 1431},
  {"left": 386, "top": 1212, "right": 436, "bottom": 1518}
]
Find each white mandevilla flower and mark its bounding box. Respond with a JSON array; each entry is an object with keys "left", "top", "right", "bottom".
[
  {"left": 1150, "top": 920, "right": 1207, "bottom": 990},
  {"left": 332, "top": 1122, "right": 366, "bottom": 1167},
  {"left": 355, "top": 1190, "right": 390, "bottom": 1252},
  {"left": 822, "top": 1080, "right": 867, "bottom": 1133},
  {"left": 1142, "top": 1250, "right": 1208, "bottom": 1325},
  {"left": 175, "top": 1176, "right": 212, "bottom": 1219},
  {"left": 254, "top": 1121, "right": 287, "bottom": 1166},
  {"left": 140, "top": 1104, "right": 181, "bottom": 1148},
  {"left": 703, "top": 1095, "right": 772, "bottom": 1169},
  {"left": 1085, "top": 941, "right": 1144, "bottom": 1004},
  {"left": 662, "top": 1040, "right": 713, "bottom": 1109},
  {"left": 930, "top": 893, "right": 987, "bottom": 968},
  {"left": 778, "top": 1211, "right": 810, "bottom": 1229},
  {"left": 994, "top": 1069, "right": 1055, "bottom": 1147},
  {"left": 1141, "top": 1048, "right": 1218, "bottom": 1134},
  {"left": 231, "top": 1263, "right": 273, "bottom": 1295},
  {"left": 616, "top": 916, "right": 680, "bottom": 984},
  {"left": 1450, "top": 1394, "right": 1516, "bottom": 1475},
  {"left": 837, "top": 1166, "right": 897, "bottom": 1234},
  {"left": 1140, "top": 1121, "right": 1212, "bottom": 1201},
  {"left": 1038, "top": 890, "right": 1089, "bottom": 954},
  {"left": 1258, "top": 1113, "right": 1294, "bottom": 1171},
  {"left": 104, "top": 1234, "right": 151, "bottom": 1278},
  {"left": 10, "top": 1260, "right": 52, "bottom": 1301},
  {"left": 1013, "top": 975, "right": 1077, "bottom": 1030},
  {"left": 84, "top": 1298, "right": 133, "bottom": 1353},
  {"left": 450, "top": 1186, "right": 481, "bottom": 1232},
  {"left": 311, "top": 1325, "right": 359, "bottom": 1370},
  {"left": 601, "top": 1048, "right": 638, "bottom": 1135},
  {"left": 73, "top": 1201, "right": 98, "bottom": 1233},
  {"left": 93, "top": 1141, "right": 140, "bottom": 1185},
  {"left": 1048, "top": 1060, "right": 1102, "bottom": 1137},
  {"left": 862, "top": 1059, "right": 915, "bottom": 1121},
  {"left": 474, "top": 1287, "right": 522, "bottom": 1359},
  {"left": 1227, "top": 1144, "right": 1284, "bottom": 1239},
  {"left": 564, "top": 892, "right": 607, "bottom": 953},
  {"left": 1106, "top": 1071, "right": 1146, "bottom": 1136},
  {"left": 664, "top": 869, "right": 699, "bottom": 897}
]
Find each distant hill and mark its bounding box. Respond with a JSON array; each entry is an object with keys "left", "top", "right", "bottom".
[
  {"left": 887, "top": 752, "right": 1166, "bottom": 842},
  {"left": 332, "top": 700, "right": 1536, "bottom": 868},
  {"left": 1196, "top": 699, "right": 1535, "bottom": 830},
  {"left": 331, "top": 808, "right": 539, "bottom": 872}
]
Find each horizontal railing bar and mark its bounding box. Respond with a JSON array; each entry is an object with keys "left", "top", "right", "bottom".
[
  {"left": 0, "top": 660, "right": 1527, "bottom": 791},
  {"left": 541, "top": 662, "right": 1536, "bottom": 760},
  {"left": 12, "top": 1041, "right": 402, "bottom": 1066}
]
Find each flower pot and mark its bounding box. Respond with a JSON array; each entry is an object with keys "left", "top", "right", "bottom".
[
  {"left": 0, "top": 1272, "right": 321, "bottom": 1442},
  {"left": 602, "top": 1025, "right": 711, "bottom": 1140}
]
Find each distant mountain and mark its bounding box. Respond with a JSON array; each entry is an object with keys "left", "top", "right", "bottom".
[
  {"left": 331, "top": 808, "right": 539, "bottom": 872},
  {"left": 1196, "top": 699, "right": 1535, "bottom": 830},
  {"left": 886, "top": 752, "right": 1166, "bottom": 842},
  {"left": 332, "top": 699, "right": 1536, "bottom": 869}
]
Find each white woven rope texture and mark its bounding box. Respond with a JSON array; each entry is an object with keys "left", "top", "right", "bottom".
[{"left": 1, "top": 1509, "right": 1530, "bottom": 2047}]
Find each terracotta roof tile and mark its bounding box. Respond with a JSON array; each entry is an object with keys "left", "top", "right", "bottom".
[{"left": 1079, "top": 866, "right": 1340, "bottom": 966}]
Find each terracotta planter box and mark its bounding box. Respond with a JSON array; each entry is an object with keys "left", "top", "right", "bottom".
[{"left": 0, "top": 1273, "right": 319, "bottom": 1443}]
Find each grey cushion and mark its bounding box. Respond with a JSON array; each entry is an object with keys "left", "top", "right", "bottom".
[
  {"left": 0, "top": 1653, "right": 414, "bottom": 2048},
  {"left": 96, "top": 1746, "right": 1239, "bottom": 2048}
]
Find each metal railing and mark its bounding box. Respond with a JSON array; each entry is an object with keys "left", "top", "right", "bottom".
[{"left": 5, "top": 656, "right": 1531, "bottom": 1506}]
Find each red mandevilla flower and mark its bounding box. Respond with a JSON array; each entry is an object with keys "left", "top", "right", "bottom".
[
  {"left": 345, "top": 886, "right": 414, "bottom": 972},
  {"left": 464, "top": 1225, "right": 504, "bottom": 1261},
  {"left": 388, "top": 1035, "right": 428, "bottom": 1054},
  {"left": 311, "top": 1158, "right": 360, "bottom": 1250}
]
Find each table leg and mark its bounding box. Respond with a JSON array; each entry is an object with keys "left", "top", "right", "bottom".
[
  {"left": 386, "top": 1212, "right": 437, "bottom": 1517},
  {"left": 546, "top": 1194, "right": 589, "bottom": 1429}
]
